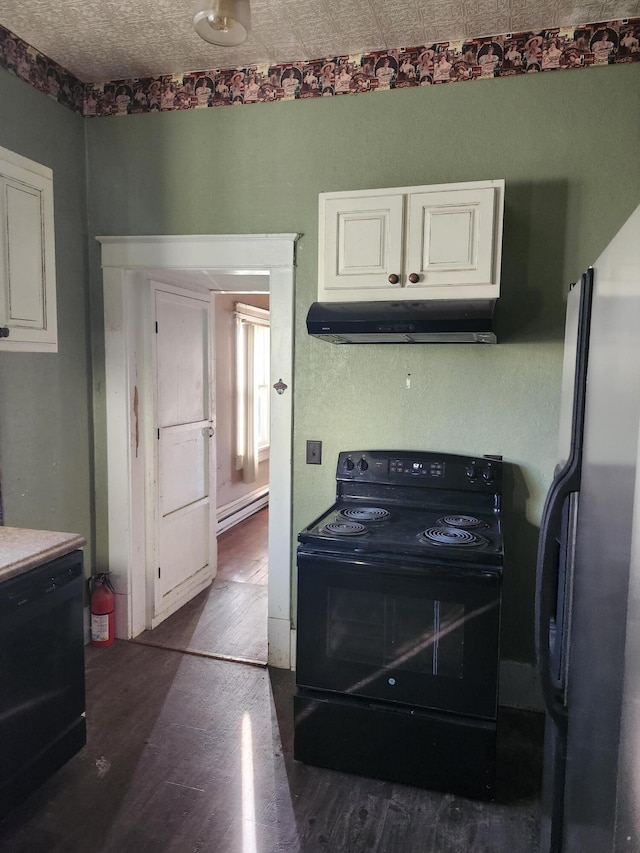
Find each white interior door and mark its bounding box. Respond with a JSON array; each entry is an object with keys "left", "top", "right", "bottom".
[{"left": 153, "top": 284, "right": 216, "bottom": 625}]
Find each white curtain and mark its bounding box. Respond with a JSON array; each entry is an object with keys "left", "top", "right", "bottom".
[
  {"left": 235, "top": 303, "right": 269, "bottom": 484},
  {"left": 240, "top": 319, "right": 258, "bottom": 483}
]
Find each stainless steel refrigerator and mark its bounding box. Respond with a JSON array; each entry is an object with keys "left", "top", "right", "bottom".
[{"left": 536, "top": 204, "right": 640, "bottom": 852}]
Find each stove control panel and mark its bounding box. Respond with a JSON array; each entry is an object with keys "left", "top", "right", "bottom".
[
  {"left": 465, "top": 460, "right": 496, "bottom": 484},
  {"left": 337, "top": 450, "right": 502, "bottom": 493},
  {"left": 390, "top": 459, "right": 444, "bottom": 478}
]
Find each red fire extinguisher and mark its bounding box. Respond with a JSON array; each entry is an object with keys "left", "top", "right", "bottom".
[{"left": 89, "top": 573, "right": 115, "bottom": 647}]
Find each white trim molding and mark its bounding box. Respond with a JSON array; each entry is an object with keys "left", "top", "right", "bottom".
[{"left": 98, "top": 233, "right": 298, "bottom": 669}]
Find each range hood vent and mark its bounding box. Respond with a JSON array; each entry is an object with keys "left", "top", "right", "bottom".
[{"left": 306, "top": 300, "right": 497, "bottom": 344}]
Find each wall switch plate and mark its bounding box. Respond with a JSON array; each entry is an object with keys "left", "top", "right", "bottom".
[{"left": 306, "top": 440, "right": 322, "bottom": 465}]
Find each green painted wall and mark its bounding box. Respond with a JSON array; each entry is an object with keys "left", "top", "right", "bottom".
[
  {"left": 0, "top": 70, "right": 93, "bottom": 565},
  {"left": 0, "top": 45, "right": 636, "bottom": 666},
  {"left": 90, "top": 63, "right": 640, "bottom": 660}
]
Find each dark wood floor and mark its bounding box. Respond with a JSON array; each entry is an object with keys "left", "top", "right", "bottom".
[
  {"left": 133, "top": 508, "right": 268, "bottom": 665},
  {"left": 0, "top": 642, "right": 543, "bottom": 852},
  {"left": 217, "top": 507, "right": 268, "bottom": 586}
]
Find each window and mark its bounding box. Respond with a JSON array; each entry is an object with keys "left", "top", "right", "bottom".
[
  {"left": 235, "top": 302, "right": 270, "bottom": 483},
  {"left": 254, "top": 322, "right": 270, "bottom": 453}
]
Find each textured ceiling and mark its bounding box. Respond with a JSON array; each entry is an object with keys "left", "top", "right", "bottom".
[{"left": 1, "top": 0, "right": 640, "bottom": 82}]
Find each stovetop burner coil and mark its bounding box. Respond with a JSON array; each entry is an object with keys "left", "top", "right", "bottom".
[
  {"left": 419, "top": 527, "right": 488, "bottom": 547},
  {"left": 338, "top": 507, "right": 391, "bottom": 522},
  {"left": 439, "top": 514, "right": 484, "bottom": 529},
  {"left": 322, "top": 521, "right": 368, "bottom": 537}
]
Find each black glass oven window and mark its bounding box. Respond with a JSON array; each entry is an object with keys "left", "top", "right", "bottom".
[{"left": 326, "top": 587, "right": 465, "bottom": 678}]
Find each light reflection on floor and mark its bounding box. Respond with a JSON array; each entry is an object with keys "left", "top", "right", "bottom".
[{"left": 241, "top": 711, "right": 257, "bottom": 853}]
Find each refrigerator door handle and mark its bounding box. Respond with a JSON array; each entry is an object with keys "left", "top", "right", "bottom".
[
  {"left": 536, "top": 269, "right": 593, "bottom": 729},
  {"left": 557, "top": 493, "right": 579, "bottom": 696},
  {"left": 535, "top": 466, "right": 576, "bottom": 726}
]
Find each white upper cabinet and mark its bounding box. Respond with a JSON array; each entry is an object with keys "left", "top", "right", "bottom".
[
  {"left": 0, "top": 145, "right": 57, "bottom": 352},
  {"left": 318, "top": 179, "right": 505, "bottom": 302}
]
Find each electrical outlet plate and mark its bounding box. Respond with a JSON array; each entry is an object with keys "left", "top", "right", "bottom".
[{"left": 306, "top": 440, "right": 322, "bottom": 464}]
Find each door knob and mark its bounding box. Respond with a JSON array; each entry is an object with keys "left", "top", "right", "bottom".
[
  {"left": 408, "top": 273, "right": 420, "bottom": 284},
  {"left": 0, "top": 326, "right": 9, "bottom": 338},
  {"left": 388, "top": 274, "right": 399, "bottom": 284}
]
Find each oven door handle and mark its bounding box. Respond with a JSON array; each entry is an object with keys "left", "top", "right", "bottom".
[
  {"left": 535, "top": 463, "right": 577, "bottom": 726},
  {"left": 299, "top": 550, "right": 501, "bottom": 584}
]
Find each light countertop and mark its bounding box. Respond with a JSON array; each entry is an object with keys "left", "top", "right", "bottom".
[{"left": 0, "top": 527, "right": 86, "bottom": 583}]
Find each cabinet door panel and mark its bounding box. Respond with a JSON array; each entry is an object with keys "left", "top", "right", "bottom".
[
  {"left": 322, "top": 194, "right": 404, "bottom": 293},
  {"left": 407, "top": 187, "right": 497, "bottom": 289},
  {"left": 5, "top": 181, "right": 46, "bottom": 327},
  {"left": 0, "top": 145, "right": 57, "bottom": 352}
]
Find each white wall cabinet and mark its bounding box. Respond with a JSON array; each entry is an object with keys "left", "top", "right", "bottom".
[
  {"left": 318, "top": 179, "right": 504, "bottom": 303},
  {"left": 0, "top": 145, "right": 57, "bottom": 352}
]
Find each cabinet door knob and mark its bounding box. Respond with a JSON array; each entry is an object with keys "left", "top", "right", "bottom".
[
  {"left": 0, "top": 327, "right": 9, "bottom": 338},
  {"left": 388, "top": 274, "right": 400, "bottom": 284},
  {"left": 408, "top": 273, "right": 420, "bottom": 284}
]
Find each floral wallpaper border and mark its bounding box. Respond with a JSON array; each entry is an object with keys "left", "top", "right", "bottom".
[
  {"left": 0, "top": 24, "right": 85, "bottom": 112},
  {"left": 1, "top": 17, "right": 639, "bottom": 118}
]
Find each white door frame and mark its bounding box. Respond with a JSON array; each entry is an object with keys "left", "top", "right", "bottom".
[{"left": 98, "top": 234, "right": 298, "bottom": 668}]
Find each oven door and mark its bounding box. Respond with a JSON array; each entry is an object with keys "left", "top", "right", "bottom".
[{"left": 296, "top": 549, "right": 501, "bottom": 719}]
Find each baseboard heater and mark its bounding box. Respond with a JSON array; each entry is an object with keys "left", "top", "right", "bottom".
[{"left": 217, "top": 488, "right": 269, "bottom": 534}]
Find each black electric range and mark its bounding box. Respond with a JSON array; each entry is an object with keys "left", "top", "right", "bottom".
[{"left": 294, "top": 450, "right": 505, "bottom": 801}]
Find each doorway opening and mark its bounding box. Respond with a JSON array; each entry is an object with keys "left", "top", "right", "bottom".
[
  {"left": 210, "top": 290, "right": 271, "bottom": 661},
  {"left": 99, "top": 233, "right": 297, "bottom": 669},
  {"left": 133, "top": 286, "right": 271, "bottom": 665}
]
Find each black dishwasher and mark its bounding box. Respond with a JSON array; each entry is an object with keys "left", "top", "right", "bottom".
[{"left": 0, "top": 550, "right": 86, "bottom": 817}]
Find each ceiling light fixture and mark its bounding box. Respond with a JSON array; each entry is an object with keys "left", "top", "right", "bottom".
[{"left": 192, "top": 0, "right": 251, "bottom": 46}]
